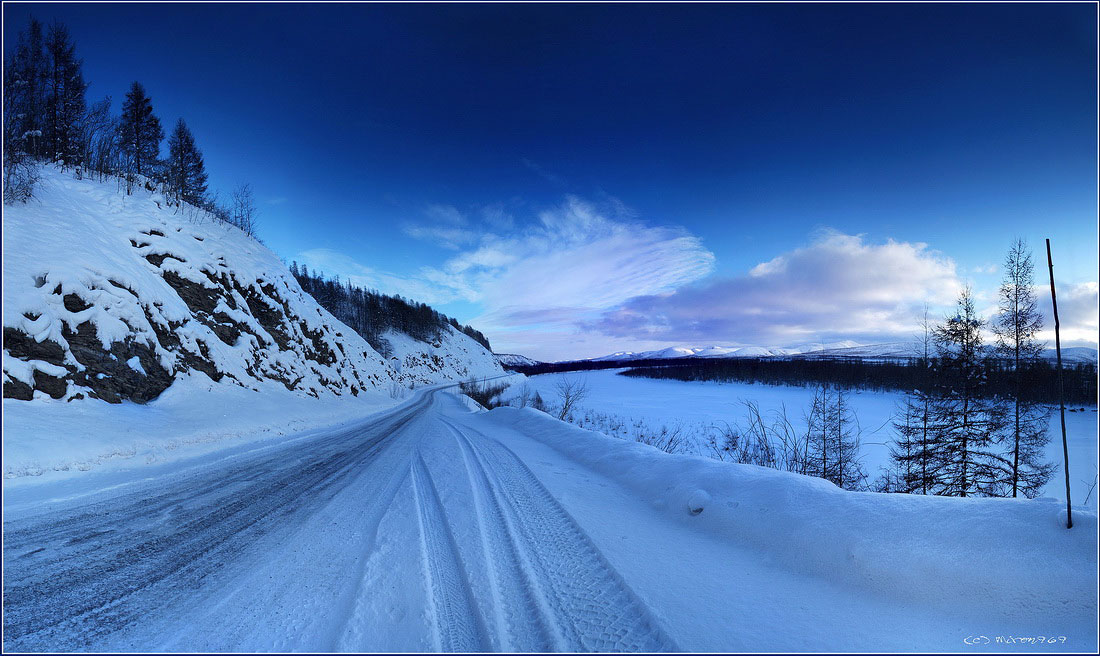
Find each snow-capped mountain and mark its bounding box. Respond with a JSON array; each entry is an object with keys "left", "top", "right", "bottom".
[
  {"left": 2, "top": 167, "right": 502, "bottom": 403},
  {"left": 590, "top": 341, "right": 867, "bottom": 362},
  {"left": 587, "top": 341, "right": 1097, "bottom": 364}
]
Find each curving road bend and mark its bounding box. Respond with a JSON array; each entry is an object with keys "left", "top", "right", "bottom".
[{"left": 2, "top": 386, "right": 676, "bottom": 653}]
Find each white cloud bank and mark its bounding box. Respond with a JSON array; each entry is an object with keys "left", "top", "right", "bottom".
[
  {"left": 593, "top": 230, "right": 966, "bottom": 348},
  {"left": 1037, "top": 281, "right": 1099, "bottom": 347}
]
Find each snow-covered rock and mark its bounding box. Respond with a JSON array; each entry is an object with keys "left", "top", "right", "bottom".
[{"left": 2, "top": 167, "right": 502, "bottom": 404}]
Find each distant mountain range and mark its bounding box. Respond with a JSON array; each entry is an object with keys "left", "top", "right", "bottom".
[
  {"left": 590, "top": 342, "right": 1098, "bottom": 364},
  {"left": 499, "top": 341, "right": 1098, "bottom": 368}
]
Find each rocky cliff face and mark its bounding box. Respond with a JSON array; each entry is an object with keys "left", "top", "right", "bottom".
[{"left": 2, "top": 169, "right": 501, "bottom": 403}]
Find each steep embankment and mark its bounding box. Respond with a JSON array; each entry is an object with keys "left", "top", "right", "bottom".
[
  {"left": 3, "top": 171, "right": 390, "bottom": 402},
  {"left": 2, "top": 169, "right": 503, "bottom": 404}
]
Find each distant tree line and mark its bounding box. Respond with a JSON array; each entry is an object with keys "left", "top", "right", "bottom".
[
  {"left": 3, "top": 17, "right": 258, "bottom": 238},
  {"left": 291, "top": 263, "right": 492, "bottom": 356},
  {"left": 617, "top": 355, "right": 1096, "bottom": 406}
]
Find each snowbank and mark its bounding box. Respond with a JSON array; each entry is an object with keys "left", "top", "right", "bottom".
[
  {"left": 483, "top": 407, "right": 1097, "bottom": 619},
  {"left": 1, "top": 374, "right": 402, "bottom": 482}
]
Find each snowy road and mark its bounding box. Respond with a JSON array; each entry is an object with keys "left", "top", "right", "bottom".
[
  {"left": 2, "top": 387, "right": 673, "bottom": 652},
  {"left": 4, "top": 385, "right": 1095, "bottom": 653}
]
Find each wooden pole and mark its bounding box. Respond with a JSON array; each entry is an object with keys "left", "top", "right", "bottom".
[{"left": 1045, "top": 239, "right": 1072, "bottom": 529}]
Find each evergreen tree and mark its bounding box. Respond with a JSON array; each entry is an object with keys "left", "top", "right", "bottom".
[
  {"left": 885, "top": 309, "right": 942, "bottom": 494},
  {"left": 993, "top": 239, "right": 1054, "bottom": 498},
  {"left": 43, "top": 21, "right": 86, "bottom": 167},
  {"left": 6, "top": 18, "right": 48, "bottom": 160},
  {"left": 932, "top": 286, "right": 1007, "bottom": 497},
  {"left": 118, "top": 82, "right": 163, "bottom": 189},
  {"left": 3, "top": 19, "right": 46, "bottom": 202},
  {"left": 165, "top": 119, "right": 208, "bottom": 206},
  {"left": 807, "top": 385, "right": 866, "bottom": 490}
]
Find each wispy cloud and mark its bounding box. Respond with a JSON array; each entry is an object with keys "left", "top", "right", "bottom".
[
  {"left": 479, "top": 203, "right": 515, "bottom": 230},
  {"left": 401, "top": 224, "right": 478, "bottom": 250},
  {"left": 424, "top": 203, "right": 466, "bottom": 225},
  {"left": 431, "top": 196, "right": 716, "bottom": 327},
  {"left": 299, "top": 208, "right": 1097, "bottom": 361},
  {"left": 294, "top": 248, "right": 458, "bottom": 307},
  {"left": 401, "top": 203, "right": 477, "bottom": 249},
  {"left": 299, "top": 196, "right": 716, "bottom": 354},
  {"left": 521, "top": 157, "right": 566, "bottom": 187}
]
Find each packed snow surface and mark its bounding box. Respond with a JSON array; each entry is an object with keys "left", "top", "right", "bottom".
[{"left": 3, "top": 386, "right": 1094, "bottom": 652}]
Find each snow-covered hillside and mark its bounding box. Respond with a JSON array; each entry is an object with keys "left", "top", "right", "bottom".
[
  {"left": 495, "top": 353, "right": 541, "bottom": 368},
  {"left": 2, "top": 168, "right": 502, "bottom": 404},
  {"left": 384, "top": 328, "right": 504, "bottom": 385}
]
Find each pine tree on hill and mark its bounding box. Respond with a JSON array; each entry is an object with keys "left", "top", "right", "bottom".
[
  {"left": 7, "top": 18, "right": 48, "bottom": 160},
  {"left": 166, "top": 119, "right": 208, "bottom": 207},
  {"left": 3, "top": 19, "right": 47, "bottom": 202},
  {"left": 118, "top": 82, "right": 163, "bottom": 189},
  {"left": 43, "top": 21, "right": 87, "bottom": 168}
]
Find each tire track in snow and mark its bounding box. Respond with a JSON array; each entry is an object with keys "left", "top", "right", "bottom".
[
  {"left": 443, "top": 419, "right": 678, "bottom": 653},
  {"left": 447, "top": 422, "right": 556, "bottom": 652},
  {"left": 410, "top": 452, "right": 491, "bottom": 653}
]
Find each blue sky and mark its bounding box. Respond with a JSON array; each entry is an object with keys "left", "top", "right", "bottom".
[{"left": 4, "top": 2, "right": 1097, "bottom": 359}]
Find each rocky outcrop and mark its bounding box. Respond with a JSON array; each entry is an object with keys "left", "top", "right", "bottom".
[{"left": 2, "top": 168, "right": 502, "bottom": 404}]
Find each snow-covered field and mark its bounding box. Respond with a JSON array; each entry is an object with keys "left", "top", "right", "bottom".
[{"left": 512, "top": 369, "right": 1099, "bottom": 505}]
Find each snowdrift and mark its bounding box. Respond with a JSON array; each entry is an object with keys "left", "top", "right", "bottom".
[{"left": 483, "top": 407, "right": 1097, "bottom": 622}]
